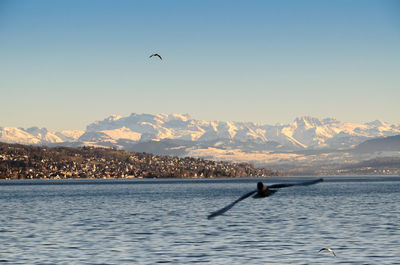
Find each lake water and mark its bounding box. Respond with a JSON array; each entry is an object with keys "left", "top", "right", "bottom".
[{"left": 0, "top": 177, "right": 399, "bottom": 265}]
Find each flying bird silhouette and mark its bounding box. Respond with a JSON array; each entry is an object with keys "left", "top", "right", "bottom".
[
  {"left": 149, "top": 53, "right": 162, "bottom": 60},
  {"left": 319, "top": 248, "right": 337, "bottom": 258},
  {"left": 207, "top": 178, "right": 323, "bottom": 219}
]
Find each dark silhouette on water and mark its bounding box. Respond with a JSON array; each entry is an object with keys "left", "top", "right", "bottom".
[
  {"left": 207, "top": 178, "right": 323, "bottom": 219},
  {"left": 149, "top": 53, "right": 162, "bottom": 60},
  {"left": 253, "top": 181, "right": 277, "bottom": 198},
  {"left": 319, "top": 248, "right": 336, "bottom": 258}
]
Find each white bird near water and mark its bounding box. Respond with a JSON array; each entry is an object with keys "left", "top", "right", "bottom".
[{"left": 319, "top": 248, "right": 337, "bottom": 258}]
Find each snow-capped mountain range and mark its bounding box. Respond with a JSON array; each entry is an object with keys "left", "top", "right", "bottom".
[
  {"left": 0, "top": 127, "right": 83, "bottom": 145},
  {"left": 1, "top": 113, "right": 400, "bottom": 150},
  {"left": 3, "top": 113, "right": 400, "bottom": 174}
]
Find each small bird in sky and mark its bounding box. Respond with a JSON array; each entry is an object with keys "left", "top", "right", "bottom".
[
  {"left": 149, "top": 53, "right": 162, "bottom": 60},
  {"left": 319, "top": 248, "right": 337, "bottom": 258}
]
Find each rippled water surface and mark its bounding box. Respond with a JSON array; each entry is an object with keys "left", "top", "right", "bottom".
[{"left": 1, "top": 177, "right": 399, "bottom": 264}]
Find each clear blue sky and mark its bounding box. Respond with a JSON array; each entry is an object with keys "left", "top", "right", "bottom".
[{"left": 1, "top": 0, "right": 399, "bottom": 130}]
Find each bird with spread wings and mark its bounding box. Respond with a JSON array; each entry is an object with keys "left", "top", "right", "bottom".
[
  {"left": 149, "top": 53, "right": 162, "bottom": 60},
  {"left": 319, "top": 248, "right": 337, "bottom": 258},
  {"left": 207, "top": 178, "right": 323, "bottom": 219}
]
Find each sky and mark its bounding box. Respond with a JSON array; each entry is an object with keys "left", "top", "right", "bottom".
[{"left": 1, "top": 0, "right": 399, "bottom": 131}]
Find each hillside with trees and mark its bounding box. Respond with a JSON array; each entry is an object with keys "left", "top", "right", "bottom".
[{"left": 0, "top": 142, "right": 281, "bottom": 180}]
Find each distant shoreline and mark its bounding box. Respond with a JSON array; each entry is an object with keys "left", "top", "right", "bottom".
[
  {"left": 0, "top": 142, "right": 282, "bottom": 180},
  {"left": 1, "top": 175, "right": 399, "bottom": 183}
]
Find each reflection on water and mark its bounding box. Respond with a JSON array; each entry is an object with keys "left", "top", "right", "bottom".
[{"left": 0, "top": 177, "right": 399, "bottom": 264}]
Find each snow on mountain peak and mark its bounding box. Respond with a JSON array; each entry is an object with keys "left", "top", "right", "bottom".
[
  {"left": 106, "top": 114, "right": 123, "bottom": 121},
  {"left": 24, "top": 127, "right": 48, "bottom": 137},
  {"left": 366, "top": 120, "right": 387, "bottom": 127},
  {"left": 167, "top": 113, "right": 192, "bottom": 122},
  {"left": 2, "top": 113, "right": 400, "bottom": 151},
  {"left": 101, "top": 127, "right": 141, "bottom": 141},
  {"left": 294, "top": 116, "right": 323, "bottom": 128},
  {"left": 322, "top": 117, "right": 339, "bottom": 125},
  {"left": 0, "top": 127, "right": 41, "bottom": 144},
  {"left": 154, "top": 113, "right": 192, "bottom": 124},
  {"left": 81, "top": 113, "right": 400, "bottom": 149},
  {"left": 56, "top": 130, "right": 84, "bottom": 141}
]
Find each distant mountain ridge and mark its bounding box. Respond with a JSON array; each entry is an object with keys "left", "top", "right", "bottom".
[
  {"left": 354, "top": 135, "right": 400, "bottom": 153},
  {"left": 1, "top": 113, "right": 400, "bottom": 151},
  {"left": 0, "top": 127, "right": 83, "bottom": 145},
  {"left": 2, "top": 113, "right": 400, "bottom": 175}
]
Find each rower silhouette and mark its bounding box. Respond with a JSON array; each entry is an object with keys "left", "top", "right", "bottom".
[{"left": 207, "top": 178, "right": 323, "bottom": 219}]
